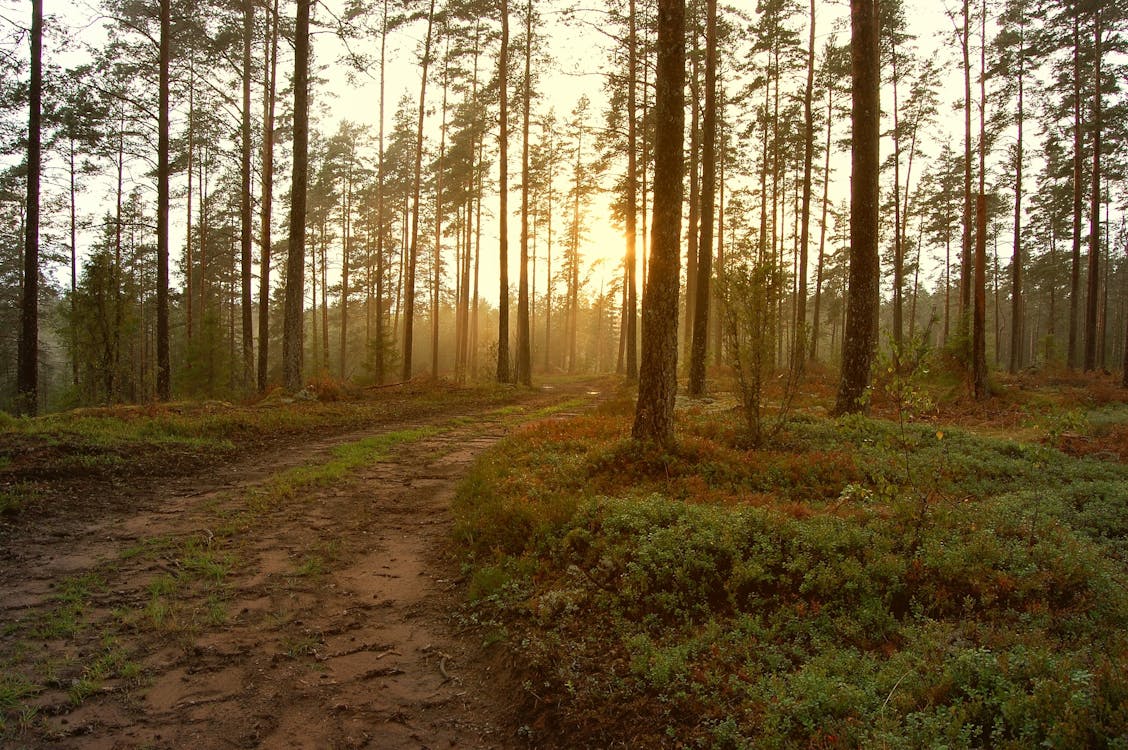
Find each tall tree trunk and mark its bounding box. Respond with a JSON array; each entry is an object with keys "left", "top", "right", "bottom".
[
  {"left": 625, "top": 0, "right": 639, "bottom": 379},
  {"left": 810, "top": 72, "right": 833, "bottom": 362},
  {"left": 794, "top": 0, "right": 815, "bottom": 367},
  {"left": 1009, "top": 15, "right": 1024, "bottom": 373},
  {"left": 961, "top": 0, "right": 972, "bottom": 328},
  {"left": 515, "top": 0, "right": 533, "bottom": 386},
  {"left": 632, "top": 0, "right": 684, "bottom": 445},
  {"left": 433, "top": 38, "right": 449, "bottom": 380},
  {"left": 1084, "top": 9, "right": 1102, "bottom": 372},
  {"left": 497, "top": 0, "right": 511, "bottom": 382},
  {"left": 890, "top": 32, "right": 904, "bottom": 350},
  {"left": 186, "top": 64, "right": 195, "bottom": 346},
  {"left": 687, "top": 0, "right": 716, "bottom": 396},
  {"left": 258, "top": 0, "right": 279, "bottom": 392},
  {"left": 18, "top": 0, "right": 43, "bottom": 415},
  {"left": 972, "top": 1, "right": 988, "bottom": 399},
  {"left": 156, "top": 0, "right": 172, "bottom": 401},
  {"left": 69, "top": 141, "right": 78, "bottom": 385},
  {"left": 375, "top": 0, "right": 388, "bottom": 384},
  {"left": 282, "top": 0, "right": 311, "bottom": 391},
  {"left": 1068, "top": 13, "right": 1082, "bottom": 369},
  {"left": 341, "top": 162, "right": 353, "bottom": 380},
  {"left": 404, "top": 0, "right": 436, "bottom": 380},
  {"left": 835, "top": 0, "right": 879, "bottom": 415},
  {"left": 684, "top": 29, "right": 700, "bottom": 366},
  {"left": 241, "top": 0, "right": 255, "bottom": 390}
]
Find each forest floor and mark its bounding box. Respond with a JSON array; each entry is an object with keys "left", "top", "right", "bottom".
[{"left": 0, "top": 377, "right": 609, "bottom": 749}]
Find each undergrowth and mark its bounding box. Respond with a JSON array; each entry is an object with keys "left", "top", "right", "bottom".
[{"left": 453, "top": 385, "right": 1128, "bottom": 748}]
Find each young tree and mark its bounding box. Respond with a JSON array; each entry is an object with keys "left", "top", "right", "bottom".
[
  {"left": 632, "top": 0, "right": 684, "bottom": 444},
  {"left": 835, "top": 0, "right": 879, "bottom": 415}
]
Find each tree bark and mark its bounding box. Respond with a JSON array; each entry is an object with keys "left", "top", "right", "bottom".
[
  {"left": 1009, "top": 13, "right": 1024, "bottom": 374},
  {"left": 241, "top": 0, "right": 255, "bottom": 390},
  {"left": 972, "top": 1, "right": 988, "bottom": 399},
  {"left": 835, "top": 0, "right": 879, "bottom": 415},
  {"left": 632, "top": 0, "right": 684, "bottom": 445},
  {"left": 404, "top": 0, "right": 436, "bottom": 381},
  {"left": 497, "top": 0, "right": 511, "bottom": 383},
  {"left": 1084, "top": 9, "right": 1102, "bottom": 372},
  {"left": 516, "top": 0, "right": 533, "bottom": 386},
  {"left": 687, "top": 0, "right": 717, "bottom": 396},
  {"left": 282, "top": 0, "right": 312, "bottom": 391},
  {"left": 156, "top": 0, "right": 172, "bottom": 401},
  {"left": 625, "top": 0, "right": 639, "bottom": 380},
  {"left": 1068, "top": 13, "right": 1082, "bottom": 369},
  {"left": 795, "top": 0, "right": 815, "bottom": 367},
  {"left": 258, "top": 0, "right": 279, "bottom": 392},
  {"left": 18, "top": 0, "right": 43, "bottom": 415}
]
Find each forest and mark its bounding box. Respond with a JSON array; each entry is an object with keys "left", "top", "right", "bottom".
[
  {"left": 0, "top": 0, "right": 1124, "bottom": 410},
  {"left": 1, "top": 0, "right": 1128, "bottom": 747}
]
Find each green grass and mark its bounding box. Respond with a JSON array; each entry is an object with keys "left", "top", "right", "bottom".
[{"left": 453, "top": 389, "right": 1128, "bottom": 748}]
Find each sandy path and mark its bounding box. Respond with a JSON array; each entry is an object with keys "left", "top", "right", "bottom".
[{"left": 0, "top": 385, "right": 598, "bottom": 749}]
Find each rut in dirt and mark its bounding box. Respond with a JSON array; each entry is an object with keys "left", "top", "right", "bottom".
[{"left": 0, "top": 383, "right": 603, "bottom": 750}]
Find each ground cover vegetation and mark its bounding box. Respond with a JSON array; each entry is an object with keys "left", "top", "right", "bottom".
[
  {"left": 453, "top": 369, "right": 1128, "bottom": 748},
  {"left": 0, "top": 378, "right": 567, "bottom": 518}
]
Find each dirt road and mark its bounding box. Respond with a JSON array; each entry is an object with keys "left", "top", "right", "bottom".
[{"left": 0, "top": 383, "right": 601, "bottom": 749}]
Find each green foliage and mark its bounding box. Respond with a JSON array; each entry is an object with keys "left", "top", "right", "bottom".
[
  {"left": 454, "top": 397, "right": 1128, "bottom": 747},
  {"left": 719, "top": 260, "right": 800, "bottom": 447}
]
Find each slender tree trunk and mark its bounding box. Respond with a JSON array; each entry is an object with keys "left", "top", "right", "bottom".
[
  {"left": 186, "top": 64, "right": 195, "bottom": 347},
  {"left": 1084, "top": 10, "right": 1102, "bottom": 372},
  {"left": 1009, "top": 18, "right": 1024, "bottom": 374},
  {"left": 835, "top": 0, "right": 879, "bottom": 415},
  {"left": 258, "top": 0, "right": 279, "bottom": 391},
  {"left": 633, "top": 0, "right": 685, "bottom": 445},
  {"left": 404, "top": 0, "right": 436, "bottom": 380},
  {"left": 241, "top": 0, "right": 255, "bottom": 389},
  {"left": 433, "top": 38, "right": 449, "bottom": 379},
  {"left": 18, "top": 0, "right": 43, "bottom": 415},
  {"left": 687, "top": 0, "right": 716, "bottom": 396},
  {"left": 795, "top": 0, "right": 815, "bottom": 367},
  {"left": 625, "top": 0, "right": 639, "bottom": 379},
  {"left": 810, "top": 74, "right": 833, "bottom": 362},
  {"left": 497, "top": 0, "right": 511, "bottom": 382},
  {"left": 375, "top": 0, "right": 388, "bottom": 384},
  {"left": 684, "top": 30, "right": 700, "bottom": 366},
  {"left": 341, "top": 162, "right": 353, "bottom": 380},
  {"left": 961, "top": 0, "right": 972, "bottom": 329},
  {"left": 1069, "top": 14, "right": 1082, "bottom": 369},
  {"left": 282, "top": 0, "right": 311, "bottom": 391},
  {"left": 890, "top": 32, "right": 904, "bottom": 350},
  {"left": 156, "top": 0, "right": 172, "bottom": 401},
  {"left": 69, "top": 141, "right": 78, "bottom": 385},
  {"left": 516, "top": 0, "right": 533, "bottom": 386},
  {"left": 972, "top": 1, "right": 988, "bottom": 399}
]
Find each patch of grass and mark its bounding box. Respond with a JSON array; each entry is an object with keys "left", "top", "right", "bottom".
[
  {"left": 454, "top": 391, "right": 1128, "bottom": 748},
  {"left": 0, "top": 486, "right": 28, "bottom": 516},
  {"left": 293, "top": 555, "right": 324, "bottom": 578},
  {"left": 281, "top": 635, "right": 320, "bottom": 659}
]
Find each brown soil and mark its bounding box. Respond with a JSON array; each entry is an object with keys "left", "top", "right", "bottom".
[{"left": 0, "top": 381, "right": 605, "bottom": 749}]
